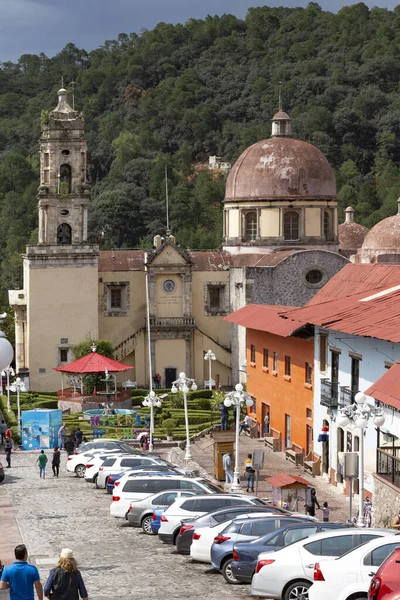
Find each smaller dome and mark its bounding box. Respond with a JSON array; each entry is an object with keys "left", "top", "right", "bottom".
[
  {"left": 272, "top": 110, "right": 290, "bottom": 120},
  {"left": 361, "top": 214, "right": 400, "bottom": 251},
  {"left": 339, "top": 221, "right": 369, "bottom": 250}
]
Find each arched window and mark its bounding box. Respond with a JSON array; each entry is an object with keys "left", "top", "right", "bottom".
[
  {"left": 283, "top": 211, "right": 299, "bottom": 241},
  {"left": 245, "top": 212, "right": 257, "bottom": 241},
  {"left": 324, "top": 211, "right": 331, "bottom": 238},
  {"left": 57, "top": 223, "right": 72, "bottom": 245},
  {"left": 60, "top": 164, "right": 72, "bottom": 193}
]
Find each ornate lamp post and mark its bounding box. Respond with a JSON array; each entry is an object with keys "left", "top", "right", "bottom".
[
  {"left": 0, "top": 328, "right": 14, "bottom": 411},
  {"left": 224, "top": 383, "right": 254, "bottom": 491},
  {"left": 337, "top": 392, "right": 385, "bottom": 527},
  {"left": 142, "top": 390, "right": 161, "bottom": 452},
  {"left": 1, "top": 365, "right": 15, "bottom": 412},
  {"left": 204, "top": 350, "right": 216, "bottom": 390},
  {"left": 9, "top": 377, "right": 26, "bottom": 436},
  {"left": 171, "top": 372, "right": 197, "bottom": 461}
]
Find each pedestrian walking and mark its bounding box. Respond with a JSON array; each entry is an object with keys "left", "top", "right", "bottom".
[
  {"left": 321, "top": 501, "right": 330, "bottom": 522},
  {"left": 43, "top": 548, "right": 88, "bottom": 600},
  {"left": 36, "top": 450, "right": 48, "bottom": 478},
  {"left": 0, "top": 419, "right": 6, "bottom": 445},
  {"left": 239, "top": 414, "right": 251, "bottom": 434},
  {"left": 0, "top": 544, "right": 43, "bottom": 600},
  {"left": 58, "top": 424, "right": 66, "bottom": 450},
  {"left": 156, "top": 373, "right": 162, "bottom": 389},
  {"left": 4, "top": 438, "right": 12, "bottom": 468},
  {"left": 153, "top": 374, "right": 158, "bottom": 389},
  {"left": 52, "top": 447, "right": 61, "bottom": 477},
  {"left": 244, "top": 453, "right": 255, "bottom": 493},
  {"left": 222, "top": 452, "right": 233, "bottom": 484},
  {"left": 5, "top": 425, "right": 13, "bottom": 443},
  {"left": 64, "top": 436, "right": 75, "bottom": 456},
  {"left": 75, "top": 427, "right": 83, "bottom": 448},
  {"left": 305, "top": 487, "right": 320, "bottom": 517}
]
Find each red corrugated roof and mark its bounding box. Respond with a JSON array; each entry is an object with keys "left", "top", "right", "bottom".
[
  {"left": 266, "top": 473, "right": 310, "bottom": 488},
  {"left": 365, "top": 363, "right": 400, "bottom": 410},
  {"left": 54, "top": 352, "right": 131, "bottom": 374},
  {"left": 308, "top": 264, "right": 400, "bottom": 305},
  {"left": 286, "top": 286, "right": 400, "bottom": 343},
  {"left": 224, "top": 304, "right": 305, "bottom": 337}
]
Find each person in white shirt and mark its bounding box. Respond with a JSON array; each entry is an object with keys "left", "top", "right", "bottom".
[
  {"left": 222, "top": 453, "right": 233, "bottom": 483},
  {"left": 239, "top": 414, "right": 251, "bottom": 434}
]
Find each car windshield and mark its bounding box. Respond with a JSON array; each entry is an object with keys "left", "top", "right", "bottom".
[
  {"left": 197, "top": 479, "right": 223, "bottom": 493},
  {"left": 117, "top": 443, "right": 135, "bottom": 453}
]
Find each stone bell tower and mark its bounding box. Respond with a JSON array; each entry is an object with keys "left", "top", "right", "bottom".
[{"left": 9, "top": 87, "right": 99, "bottom": 392}]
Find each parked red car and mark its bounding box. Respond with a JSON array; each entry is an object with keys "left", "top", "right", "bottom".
[{"left": 368, "top": 546, "right": 400, "bottom": 600}]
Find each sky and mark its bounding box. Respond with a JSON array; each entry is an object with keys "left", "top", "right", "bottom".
[{"left": 0, "top": 0, "right": 399, "bottom": 63}]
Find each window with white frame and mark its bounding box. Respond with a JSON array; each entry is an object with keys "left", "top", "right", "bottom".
[{"left": 104, "top": 282, "right": 130, "bottom": 316}]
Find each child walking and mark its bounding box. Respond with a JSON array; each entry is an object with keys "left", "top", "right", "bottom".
[
  {"left": 36, "top": 450, "right": 48, "bottom": 478},
  {"left": 321, "top": 501, "right": 330, "bottom": 522}
]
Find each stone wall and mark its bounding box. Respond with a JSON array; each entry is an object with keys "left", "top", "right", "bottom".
[{"left": 371, "top": 473, "right": 399, "bottom": 528}]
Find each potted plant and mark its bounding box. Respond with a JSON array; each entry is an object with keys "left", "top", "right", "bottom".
[{"left": 163, "top": 418, "right": 176, "bottom": 441}]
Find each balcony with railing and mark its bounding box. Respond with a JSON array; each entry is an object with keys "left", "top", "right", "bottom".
[
  {"left": 320, "top": 378, "right": 339, "bottom": 408},
  {"left": 376, "top": 448, "right": 400, "bottom": 489},
  {"left": 339, "top": 386, "right": 354, "bottom": 408},
  {"left": 149, "top": 316, "right": 196, "bottom": 329}
]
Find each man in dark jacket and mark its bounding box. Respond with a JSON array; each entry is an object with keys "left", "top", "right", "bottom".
[
  {"left": 75, "top": 428, "right": 83, "bottom": 448},
  {"left": 4, "top": 438, "right": 12, "bottom": 468},
  {"left": 52, "top": 447, "right": 61, "bottom": 477},
  {"left": 64, "top": 436, "right": 75, "bottom": 456}
]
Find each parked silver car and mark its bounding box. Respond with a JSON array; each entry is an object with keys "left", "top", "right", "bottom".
[{"left": 127, "top": 489, "right": 197, "bottom": 533}]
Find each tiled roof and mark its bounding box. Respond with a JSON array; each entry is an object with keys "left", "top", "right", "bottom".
[
  {"left": 188, "top": 251, "right": 232, "bottom": 271},
  {"left": 224, "top": 304, "right": 305, "bottom": 337},
  {"left": 365, "top": 363, "right": 400, "bottom": 410},
  {"left": 99, "top": 249, "right": 232, "bottom": 272},
  {"left": 307, "top": 264, "right": 400, "bottom": 305},
  {"left": 265, "top": 473, "right": 310, "bottom": 488},
  {"left": 230, "top": 250, "right": 300, "bottom": 268}
]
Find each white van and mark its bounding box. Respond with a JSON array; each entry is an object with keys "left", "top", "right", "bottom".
[{"left": 110, "top": 474, "right": 223, "bottom": 518}]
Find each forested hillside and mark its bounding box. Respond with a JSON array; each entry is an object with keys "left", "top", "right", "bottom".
[{"left": 0, "top": 2, "right": 400, "bottom": 312}]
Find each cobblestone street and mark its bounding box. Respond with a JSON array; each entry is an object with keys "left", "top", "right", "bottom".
[{"left": 1, "top": 451, "right": 252, "bottom": 600}]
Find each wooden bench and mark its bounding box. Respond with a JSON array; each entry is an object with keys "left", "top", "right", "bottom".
[
  {"left": 303, "top": 451, "right": 321, "bottom": 477},
  {"left": 285, "top": 443, "right": 304, "bottom": 466},
  {"left": 265, "top": 428, "right": 281, "bottom": 452}
]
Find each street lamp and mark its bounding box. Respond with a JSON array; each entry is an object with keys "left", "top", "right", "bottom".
[
  {"left": 1, "top": 365, "right": 15, "bottom": 412},
  {"left": 337, "top": 391, "right": 385, "bottom": 527},
  {"left": 0, "top": 328, "right": 14, "bottom": 409},
  {"left": 171, "top": 372, "right": 197, "bottom": 461},
  {"left": 9, "top": 377, "right": 27, "bottom": 436},
  {"left": 142, "top": 390, "right": 161, "bottom": 452},
  {"left": 224, "top": 383, "right": 254, "bottom": 491},
  {"left": 204, "top": 350, "right": 216, "bottom": 390}
]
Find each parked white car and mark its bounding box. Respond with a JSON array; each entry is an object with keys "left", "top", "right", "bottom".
[
  {"left": 309, "top": 534, "right": 400, "bottom": 600},
  {"left": 158, "top": 494, "right": 267, "bottom": 545},
  {"left": 84, "top": 453, "right": 131, "bottom": 484},
  {"left": 110, "top": 475, "right": 223, "bottom": 519},
  {"left": 251, "top": 528, "right": 395, "bottom": 600},
  {"left": 66, "top": 448, "right": 127, "bottom": 478},
  {"left": 96, "top": 455, "right": 185, "bottom": 488},
  {"left": 190, "top": 513, "right": 293, "bottom": 563}
]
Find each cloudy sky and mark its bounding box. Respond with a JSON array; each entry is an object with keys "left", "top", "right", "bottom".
[{"left": 0, "top": 0, "right": 398, "bottom": 62}]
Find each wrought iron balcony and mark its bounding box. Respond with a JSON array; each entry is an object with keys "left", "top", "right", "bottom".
[
  {"left": 376, "top": 448, "right": 400, "bottom": 489},
  {"left": 320, "top": 378, "right": 339, "bottom": 408},
  {"left": 149, "top": 316, "right": 196, "bottom": 329},
  {"left": 339, "top": 386, "right": 354, "bottom": 408}
]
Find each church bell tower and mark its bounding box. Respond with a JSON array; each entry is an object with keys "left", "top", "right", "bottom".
[{"left": 9, "top": 87, "right": 99, "bottom": 392}]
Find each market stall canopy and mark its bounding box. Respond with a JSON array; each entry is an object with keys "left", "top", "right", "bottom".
[
  {"left": 54, "top": 352, "right": 131, "bottom": 374},
  {"left": 265, "top": 473, "right": 310, "bottom": 488}
]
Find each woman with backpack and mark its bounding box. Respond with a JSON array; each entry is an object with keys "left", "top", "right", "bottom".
[{"left": 44, "top": 548, "right": 88, "bottom": 600}]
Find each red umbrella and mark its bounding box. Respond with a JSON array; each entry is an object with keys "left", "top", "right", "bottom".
[{"left": 54, "top": 351, "right": 131, "bottom": 374}]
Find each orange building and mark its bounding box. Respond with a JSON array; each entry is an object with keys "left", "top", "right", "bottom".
[{"left": 226, "top": 304, "right": 313, "bottom": 454}]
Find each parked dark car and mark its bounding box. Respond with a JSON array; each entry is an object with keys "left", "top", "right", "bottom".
[
  {"left": 176, "top": 503, "right": 291, "bottom": 555},
  {"left": 369, "top": 546, "right": 400, "bottom": 600},
  {"left": 0, "top": 460, "right": 4, "bottom": 484},
  {"left": 231, "top": 521, "right": 354, "bottom": 584}
]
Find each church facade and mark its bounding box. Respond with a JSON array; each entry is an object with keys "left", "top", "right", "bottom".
[{"left": 9, "top": 90, "right": 360, "bottom": 392}]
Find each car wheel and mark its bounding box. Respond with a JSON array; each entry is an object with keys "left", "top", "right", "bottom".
[
  {"left": 75, "top": 464, "right": 85, "bottom": 478},
  {"left": 284, "top": 581, "right": 311, "bottom": 600},
  {"left": 222, "top": 558, "right": 240, "bottom": 585},
  {"left": 141, "top": 515, "right": 155, "bottom": 535}
]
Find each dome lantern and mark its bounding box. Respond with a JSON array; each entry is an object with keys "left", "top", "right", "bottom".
[{"left": 271, "top": 110, "right": 292, "bottom": 138}]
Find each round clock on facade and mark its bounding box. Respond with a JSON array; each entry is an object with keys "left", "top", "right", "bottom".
[{"left": 163, "top": 279, "right": 175, "bottom": 293}]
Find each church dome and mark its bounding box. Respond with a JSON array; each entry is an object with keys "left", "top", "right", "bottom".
[
  {"left": 225, "top": 136, "right": 337, "bottom": 202},
  {"left": 338, "top": 207, "right": 369, "bottom": 250},
  {"left": 361, "top": 212, "right": 400, "bottom": 252}
]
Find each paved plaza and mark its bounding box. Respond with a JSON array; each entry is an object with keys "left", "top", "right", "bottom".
[{"left": 0, "top": 430, "right": 353, "bottom": 600}]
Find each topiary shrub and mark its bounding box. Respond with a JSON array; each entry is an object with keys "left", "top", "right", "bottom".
[{"left": 162, "top": 418, "right": 177, "bottom": 437}]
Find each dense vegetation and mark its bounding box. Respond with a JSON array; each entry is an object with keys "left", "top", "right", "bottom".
[{"left": 1, "top": 2, "right": 400, "bottom": 323}]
